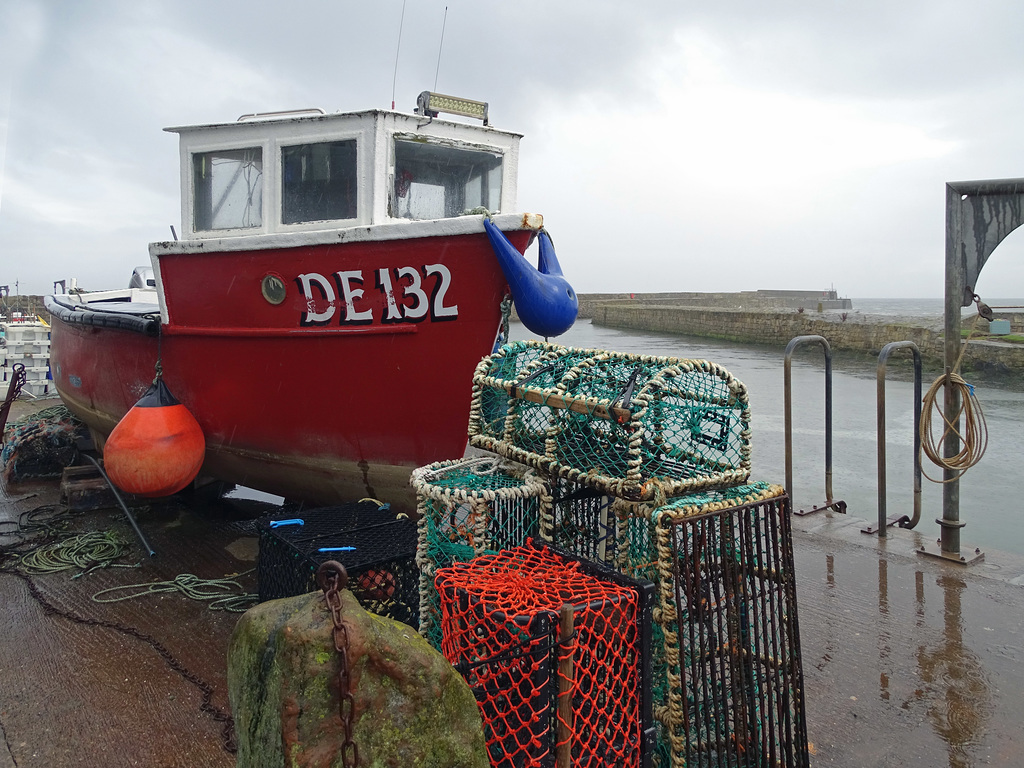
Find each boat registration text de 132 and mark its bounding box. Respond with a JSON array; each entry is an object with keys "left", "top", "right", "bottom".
[{"left": 295, "top": 265, "right": 460, "bottom": 327}]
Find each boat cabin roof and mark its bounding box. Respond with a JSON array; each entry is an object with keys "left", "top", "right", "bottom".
[{"left": 165, "top": 105, "right": 523, "bottom": 240}]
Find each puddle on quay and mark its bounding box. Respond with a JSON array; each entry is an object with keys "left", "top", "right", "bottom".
[
  {"left": 800, "top": 547, "right": 1007, "bottom": 766},
  {"left": 914, "top": 574, "right": 993, "bottom": 766}
]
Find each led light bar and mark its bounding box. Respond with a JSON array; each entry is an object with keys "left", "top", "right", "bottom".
[{"left": 415, "top": 91, "right": 489, "bottom": 125}]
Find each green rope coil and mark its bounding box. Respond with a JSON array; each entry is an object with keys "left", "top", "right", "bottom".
[
  {"left": 92, "top": 571, "right": 257, "bottom": 613},
  {"left": 19, "top": 530, "right": 132, "bottom": 577}
]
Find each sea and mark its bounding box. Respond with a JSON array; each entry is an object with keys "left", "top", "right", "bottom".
[{"left": 510, "top": 298, "right": 1024, "bottom": 558}]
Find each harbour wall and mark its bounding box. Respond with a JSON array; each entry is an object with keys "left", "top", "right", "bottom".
[
  {"left": 588, "top": 302, "right": 1024, "bottom": 373},
  {"left": 573, "top": 290, "right": 851, "bottom": 318}
]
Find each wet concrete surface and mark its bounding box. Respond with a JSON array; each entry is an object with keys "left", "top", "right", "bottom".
[
  {"left": 0, "top": 474, "right": 259, "bottom": 768},
  {"left": 794, "top": 512, "right": 1024, "bottom": 767},
  {"left": 3, "top": 425, "right": 1024, "bottom": 765}
]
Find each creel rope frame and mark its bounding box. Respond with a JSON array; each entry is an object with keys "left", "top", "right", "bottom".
[{"left": 468, "top": 341, "right": 752, "bottom": 500}]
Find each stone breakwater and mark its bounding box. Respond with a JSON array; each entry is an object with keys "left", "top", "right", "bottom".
[
  {"left": 573, "top": 290, "right": 851, "bottom": 318},
  {"left": 590, "top": 302, "right": 1024, "bottom": 373}
]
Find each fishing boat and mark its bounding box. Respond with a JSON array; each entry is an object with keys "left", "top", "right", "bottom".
[{"left": 45, "top": 93, "right": 578, "bottom": 510}]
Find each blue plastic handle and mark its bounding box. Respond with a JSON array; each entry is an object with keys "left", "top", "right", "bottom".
[
  {"left": 318, "top": 546, "right": 357, "bottom": 552},
  {"left": 269, "top": 519, "right": 304, "bottom": 528}
]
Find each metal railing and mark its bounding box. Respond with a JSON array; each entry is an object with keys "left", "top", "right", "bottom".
[
  {"left": 784, "top": 336, "right": 846, "bottom": 516},
  {"left": 861, "top": 341, "right": 922, "bottom": 536}
]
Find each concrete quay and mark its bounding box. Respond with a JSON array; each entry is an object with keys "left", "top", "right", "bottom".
[
  {"left": 573, "top": 290, "right": 853, "bottom": 318},
  {"left": 3, "top": 402, "right": 1024, "bottom": 767},
  {"left": 3, "top": 460, "right": 1024, "bottom": 766}
]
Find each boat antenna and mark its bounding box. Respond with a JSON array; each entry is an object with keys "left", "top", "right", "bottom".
[
  {"left": 391, "top": 0, "right": 407, "bottom": 109},
  {"left": 433, "top": 6, "right": 448, "bottom": 91}
]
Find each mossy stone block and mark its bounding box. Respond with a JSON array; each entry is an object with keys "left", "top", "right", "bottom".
[{"left": 228, "top": 590, "right": 488, "bottom": 768}]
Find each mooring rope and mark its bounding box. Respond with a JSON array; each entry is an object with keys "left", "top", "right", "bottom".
[
  {"left": 18, "top": 530, "right": 136, "bottom": 577},
  {"left": 0, "top": 503, "right": 69, "bottom": 540},
  {"left": 920, "top": 308, "right": 989, "bottom": 483},
  {"left": 91, "top": 570, "right": 257, "bottom": 613}
]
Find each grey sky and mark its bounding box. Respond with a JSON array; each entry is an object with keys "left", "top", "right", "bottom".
[{"left": 2, "top": 0, "right": 1024, "bottom": 299}]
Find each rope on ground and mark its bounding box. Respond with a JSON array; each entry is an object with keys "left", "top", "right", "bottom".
[
  {"left": 0, "top": 503, "right": 79, "bottom": 538},
  {"left": 18, "top": 530, "right": 136, "bottom": 577},
  {"left": 920, "top": 303, "right": 989, "bottom": 483},
  {"left": 92, "top": 570, "right": 258, "bottom": 613},
  {"left": 0, "top": 505, "right": 76, "bottom": 570}
]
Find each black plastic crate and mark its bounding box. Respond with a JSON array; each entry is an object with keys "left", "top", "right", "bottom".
[{"left": 256, "top": 501, "right": 419, "bottom": 629}]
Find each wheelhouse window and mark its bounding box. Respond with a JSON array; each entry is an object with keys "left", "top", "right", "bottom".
[
  {"left": 392, "top": 139, "right": 502, "bottom": 220},
  {"left": 281, "top": 140, "right": 358, "bottom": 224},
  {"left": 193, "top": 148, "right": 263, "bottom": 231}
]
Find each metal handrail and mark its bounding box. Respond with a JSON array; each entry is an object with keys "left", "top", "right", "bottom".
[
  {"left": 864, "top": 341, "right": 922, "bottom": 537},
  {"left": 784, "top": 335, "right": 846, "bottom": 515},
  {"left": 237, "top": 108, "right": 327, "bottom": 121}
]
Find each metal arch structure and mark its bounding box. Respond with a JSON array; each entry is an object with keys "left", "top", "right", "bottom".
[{"left": 940, "top": 178, "right": 1024, "bottom": 560}]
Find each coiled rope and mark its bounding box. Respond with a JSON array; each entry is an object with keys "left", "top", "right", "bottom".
[
  {"left": 920, "top": 303, "right": 989, "bottom": 483},
  {"left": 19, "top": 530, "right": 135, "bottom": 577}
]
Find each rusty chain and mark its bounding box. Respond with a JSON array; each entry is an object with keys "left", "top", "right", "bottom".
[{"left": 317, "top": 560, "right": 358, "bottom": 768}]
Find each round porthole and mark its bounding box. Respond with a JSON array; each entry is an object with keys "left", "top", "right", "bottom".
[{"left": 261, "top": 273, "right": 287, "bottom": 305}]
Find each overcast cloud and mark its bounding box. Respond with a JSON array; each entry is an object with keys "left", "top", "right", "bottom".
[{"left": 2, "top": 0, "right": 1024, "bottom": 299}]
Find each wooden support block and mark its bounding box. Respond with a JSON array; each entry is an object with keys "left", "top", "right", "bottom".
[{"left": 59, "top": 464, "right": 125, "bottom": 511}]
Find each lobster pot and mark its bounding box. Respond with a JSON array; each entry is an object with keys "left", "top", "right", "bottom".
[
  {"left": 256, "top": 501, "right": 419, "bottom": 629},
  {"left": 411, "top": 457, "right": 551, "bottom": 650},
  {"left": 436, "top": 544, "right": 655, "bottom": 768},
  {"left": 544, "top": 477, "right": 618, "bottom": 568},
  {"left": 538, "top": 482, "right": 809, "bottom": 768},
  {"left": 652, "top": 484, "right": 809, "bottom": 768},
  {"left": 468, "top": 341, "right": 751, "bottom": 501}
]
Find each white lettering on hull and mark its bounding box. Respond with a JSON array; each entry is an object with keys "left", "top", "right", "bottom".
[
  {"left": 296, "top": 273, "right": 337, "bottom": 325},
  {"left": 296, "top": 266, "right": 459, "bottom": 327}
]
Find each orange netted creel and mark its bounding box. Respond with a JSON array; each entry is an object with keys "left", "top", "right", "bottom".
[{"left": 436, "top": 543, "right": 646, "bottom": 768}]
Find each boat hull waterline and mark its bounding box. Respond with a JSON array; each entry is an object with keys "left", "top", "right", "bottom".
[{"left": 49, "top": 226, "right": 536, "bottom": 510}]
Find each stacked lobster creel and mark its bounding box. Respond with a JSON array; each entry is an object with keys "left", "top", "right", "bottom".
[
  {"left": 410, "top": 457, "right": 552, "bottom": 651},
  {"left": 417, "top": 341, "right": 809, "bottom": 768},
  {"left": 467, "top": 340, "right": 753, "bottom": 502}
]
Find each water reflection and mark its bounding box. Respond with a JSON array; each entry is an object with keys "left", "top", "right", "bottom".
[
  {"left": 815, "top": 553, "right": 838, "bottom": 673},
  {"left": 877, "top": 559, "right": 891, "bottom": 702},
  {"left": 914, "top": 574, "right": 992, "bottom": 768}
]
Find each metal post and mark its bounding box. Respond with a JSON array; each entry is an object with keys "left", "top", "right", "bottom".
[
  {"left": 942, "top": 183, "right": 965, "bottom": 556},
  {"left": 83, "top": 454, "right": 156, "bottom": 557},
  {"left": 937, "top": 178, "right": 1024, "bottom": 562},
  {"left": 784, "top": 335, "right": 846, "bottom": 516}
]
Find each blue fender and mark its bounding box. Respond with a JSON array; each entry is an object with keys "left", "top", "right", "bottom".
[{"left": 483, "top": 219, "right": 578, "bottom": 338}]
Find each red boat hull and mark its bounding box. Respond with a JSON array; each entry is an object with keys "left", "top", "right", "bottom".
[{"left": 50, "top": 228, "right": 532, "bottom": 510}]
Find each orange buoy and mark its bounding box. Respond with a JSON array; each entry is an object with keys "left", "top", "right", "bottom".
[{"left": 104, "top": 378, "right": 205, "bottom": 497}]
